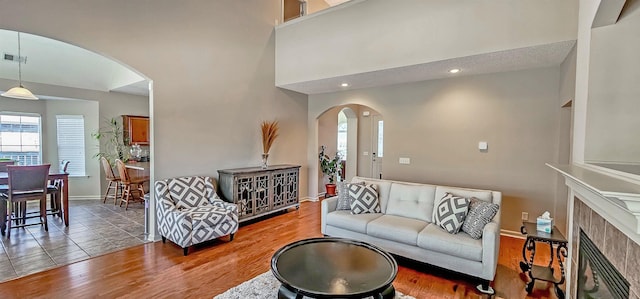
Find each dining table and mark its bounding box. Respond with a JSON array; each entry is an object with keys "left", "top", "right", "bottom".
[{"left": 0, "top": 171, "right": 70, "bottom": 234}]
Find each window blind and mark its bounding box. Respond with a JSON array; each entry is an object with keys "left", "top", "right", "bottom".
[{"left": 56, "top": 115, "right": 86, "bottom": 176}]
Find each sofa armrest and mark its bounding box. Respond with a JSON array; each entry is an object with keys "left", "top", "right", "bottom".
[
  {"left": 481, "top": 221, "right": 501, "bottom": 280},
  {"left": 321, "top": 196, "right": 339, "bottom": 234}
]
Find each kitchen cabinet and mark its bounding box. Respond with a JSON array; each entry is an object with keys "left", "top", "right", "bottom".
[{"left": 122, "top": 115, "right": 149, "bottom": 145}]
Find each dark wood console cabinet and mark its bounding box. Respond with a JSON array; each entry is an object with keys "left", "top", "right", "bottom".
[
  {"left": 218, "top": 165, "right": 300, "bottom": 222},
  {"left": 122, "top": 115, "right": 149, "bottom": 145}
]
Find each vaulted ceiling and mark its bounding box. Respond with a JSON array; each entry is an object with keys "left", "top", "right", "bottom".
[{"left": 0, "top": 29, "right": 149, "bottom": 97}]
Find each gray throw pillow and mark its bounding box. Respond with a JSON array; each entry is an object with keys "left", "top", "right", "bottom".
[
  {"left": 348, "top": 183, "right": 381, "bottom": 214},
  {"left": 434, "top": 192, "right": 470, "bottom": 234},
  {"left": 462, "top": 197, "right": 499, "bottom": 239},
  {"left": 336, "top": 181, "right": 351, "bottom": 210}
]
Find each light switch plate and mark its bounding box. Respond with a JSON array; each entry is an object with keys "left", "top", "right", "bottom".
[
  {"left": 399, "top": 157, "right": 410, "bottom": 164},
  {"left": 363, "top": 151, "right": 369, "bottom": 156},
  {"left": 479, "top": 141, "right": 488, "bottom": 151}
]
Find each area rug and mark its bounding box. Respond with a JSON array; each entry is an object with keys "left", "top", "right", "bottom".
[{"left": 214, "top": 271, "right": 416, "bottom": 299}]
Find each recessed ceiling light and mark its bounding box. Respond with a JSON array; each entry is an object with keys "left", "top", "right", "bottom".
[
  {"left": 449, "top": 68, "right": 461, "bottom": 74},
  {"left": 341, "top": 83, "right": 349, "bottom": 87}
]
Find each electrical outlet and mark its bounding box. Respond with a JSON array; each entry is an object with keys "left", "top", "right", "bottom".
[{"left": 522, "top": 212, "right": 529, "bottom": 221}]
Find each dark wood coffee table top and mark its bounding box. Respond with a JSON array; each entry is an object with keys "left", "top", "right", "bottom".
[{"left": 271, "top": 237, "right": 398, "bottom": 298}]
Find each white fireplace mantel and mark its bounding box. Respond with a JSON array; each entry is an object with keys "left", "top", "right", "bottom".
[{"left": 548, "top": 163, "right": 640, "bottom": 244}]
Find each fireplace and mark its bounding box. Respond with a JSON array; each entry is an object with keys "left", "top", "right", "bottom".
[{"left": 577, "top": 229, "right": 630, "bottom": 299}]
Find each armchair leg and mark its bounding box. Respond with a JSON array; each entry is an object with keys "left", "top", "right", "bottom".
[
  {"left": 161, "top": 236, "right": 166, "bottom": 243},
  {"left": 183, "top": 247, "right": 189, "bottom": 256},
  {"left": 229, "top": 233, "right": 235, "bottom": 241}
]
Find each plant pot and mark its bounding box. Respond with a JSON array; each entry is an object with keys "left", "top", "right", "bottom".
[{"left": 325, "top": 183, "right": 337, "bottom": 197}]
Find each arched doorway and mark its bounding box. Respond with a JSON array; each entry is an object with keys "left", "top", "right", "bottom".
[
  {"left": 316, "top": 104, "right": 382, "bottom": 195},
  {"left": 0, "top": 30, "right": 155, "bottom": 276}
]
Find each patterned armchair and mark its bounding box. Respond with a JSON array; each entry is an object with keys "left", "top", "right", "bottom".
[{"left": 155, "top": 176, "right": 238, "bottom": 256}]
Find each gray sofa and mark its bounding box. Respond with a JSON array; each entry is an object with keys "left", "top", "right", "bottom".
[{"left": 321, "top": 176, "right": 502, "bottom": 294}]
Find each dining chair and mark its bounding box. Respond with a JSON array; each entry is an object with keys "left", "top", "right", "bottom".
[
  {"left": 0, "top": 160, "right": 16, "bottom": 172},
  {"left": 47, "top": 160, "right": 70, "bottom": 217},
  {"left": 115, "top": 159, "right": 148, "bottom": 210},
  {"left": 2, "top": 164, "right": 50, "bottom": 238},
  {"left": 100, "top": 157, "right": 121, "bottom": 205}
]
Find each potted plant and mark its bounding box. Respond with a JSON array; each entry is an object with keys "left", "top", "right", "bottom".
[
  {"left": 318, "top": 145, "right": 342, "bottom": 196},
  {"left": 92, "top": 117, "right": 129, "bottom": 164}
]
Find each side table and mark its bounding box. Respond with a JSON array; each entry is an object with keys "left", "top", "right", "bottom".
[{"left": 519, "top": 222, "right": 568, "bottom": 299}]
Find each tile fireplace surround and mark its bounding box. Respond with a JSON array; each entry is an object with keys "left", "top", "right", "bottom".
[
  {"left": 571, "top": 197, "right": 640, "bottom": 298},
  {"left": 550, "top": 164, "right": 640, "bottom": 299}
]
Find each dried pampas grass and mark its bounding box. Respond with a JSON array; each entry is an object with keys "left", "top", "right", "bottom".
[{"left": 261, "top": 120, "right": 279, "bottom": 154}]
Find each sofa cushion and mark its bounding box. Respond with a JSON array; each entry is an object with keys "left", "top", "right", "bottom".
[
  {"left": 417, "top": 224, "right": 483, "bottom": 261},
  {"left": 168, "top": 176, "right": 209, "bottom": 210},
  {"left": 349, "top": 183, "right": 381, "bottom": 214},
  {"left": 367, "top": 215, "right": 428, "bottom": 246},
  {"left": 325, "top": 210, "right": 383, "bottom": 234},
  {"left": 433, "top": 193, "right": 469, "bottom": 234},
  {"left": 386, "top": 182, "right": 437, "bottom": 222},
  {"left": 351, "top": 177, "right": 393, "bottom": 213}
]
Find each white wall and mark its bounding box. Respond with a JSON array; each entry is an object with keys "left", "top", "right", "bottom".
[
  {"left": 276, "top": 0, "right": 577, "bottom": 86},
  {"left": 309, "top": 67, "right": 568, "bottom": 232}
]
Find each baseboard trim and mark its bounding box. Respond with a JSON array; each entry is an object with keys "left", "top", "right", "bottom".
[
  {"left": 500, "top": 229, "right": 525, "bottom": 239},
  {"left": 69, "top": 195, "right": 102, "bottom": 201},
  {"left": 300, "top": 196, "right": 320, "bottom": 202}
]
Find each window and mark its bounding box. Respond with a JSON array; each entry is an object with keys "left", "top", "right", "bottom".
[
  {"left": 377, "top": 120, "right": 384, "bottom": 158},
  {"left": 337, "top": 110, "right": 348, "bottom": 160},
  {"left": 56, "top": 115, "right": 86, "bottom": 176},
  {"left": 0, "top": 112, "right": 42, "bottom": 165}
]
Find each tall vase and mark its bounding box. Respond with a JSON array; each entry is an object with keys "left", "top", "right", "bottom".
[{"left": 261, "top": 153, "right": 269, "bottom": 169}]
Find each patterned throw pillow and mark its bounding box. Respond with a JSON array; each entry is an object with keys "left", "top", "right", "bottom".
[
  {"left": 434, "top": 193, "right": 470, "bottom": 234},
  {"left": 336, "top": 181, "right": 351, "bottom": 210},
  {"left": 462, "top": 197, "right": 499, "bottom": 239},
  {"left": 348, "top": 183, "right": 381, "bottom": 214}
]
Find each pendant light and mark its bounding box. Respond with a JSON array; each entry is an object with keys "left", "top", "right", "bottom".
[{"left": 1, "top": 32, "right": 38, "bottom": 100}]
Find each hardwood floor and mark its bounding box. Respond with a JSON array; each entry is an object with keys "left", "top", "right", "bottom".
[{"left": 0, "top": 201, "right": 564, "bottom": 299}]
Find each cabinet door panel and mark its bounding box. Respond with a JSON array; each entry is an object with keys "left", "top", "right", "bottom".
[
  {"left": 272, "top": 171, "right": 287, "bottom": 209},
  {"left": 235, "top": 176, "right": 254, "bottom": 217},
  {"left": 254, "top": 174, "right": 270, "bottom": 214},
  {"left": 123, "top": 115, "right": 149, "bottom": 145}
]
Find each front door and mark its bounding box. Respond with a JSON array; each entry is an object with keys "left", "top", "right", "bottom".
[{"left": 371, "top": 115, "right": 383, "bottom": 179}]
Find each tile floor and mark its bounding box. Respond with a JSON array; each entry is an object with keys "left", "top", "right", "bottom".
[{"left": 0, "top": 200, "right": 148, "bottom": 283}]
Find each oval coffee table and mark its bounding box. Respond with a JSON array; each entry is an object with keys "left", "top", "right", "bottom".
[{"left": 271, "top": 237, "right": 398, "bottom": 299}]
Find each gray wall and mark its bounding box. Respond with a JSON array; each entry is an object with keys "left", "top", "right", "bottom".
[
  {"left": 0, "top": 1, "right": 310, "bottom": 202},
  {"left": 554, "top": 45, "right": 577, "bottom": 234},
  {"left": 310, "top": 67, "right": 568, "bottom": 232},
  {"left": 585, "top": 0, "right": 640, "bottom": 164}
]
